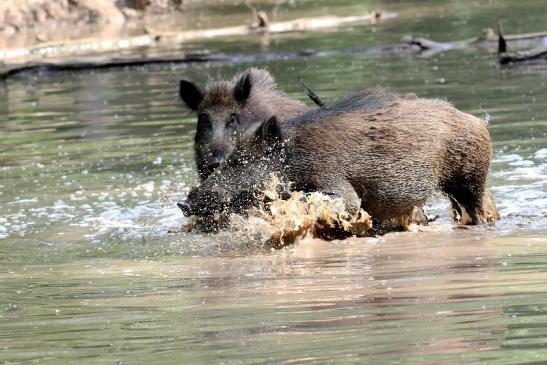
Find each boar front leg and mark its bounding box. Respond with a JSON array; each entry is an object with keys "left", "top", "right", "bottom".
[{"left": 319, "top": 179, "right": 362, "bottom": 217}]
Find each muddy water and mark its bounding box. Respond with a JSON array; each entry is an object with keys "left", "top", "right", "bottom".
[{"left": 1, "top": 0, "right": 547, "bottom": 364}]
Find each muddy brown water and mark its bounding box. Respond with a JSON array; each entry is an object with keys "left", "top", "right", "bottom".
[{"left": 1, "top": 0, "right": 547, "bottom": 364}]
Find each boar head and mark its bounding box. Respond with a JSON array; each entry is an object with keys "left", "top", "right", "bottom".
[
  {"left": 178, "top": 116, "right": 286, "bottom": 217},
  {"left": 179, "top": 68, "right": 280, "bottom": 180}
]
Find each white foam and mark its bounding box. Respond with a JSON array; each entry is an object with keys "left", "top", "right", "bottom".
[
  {"left": 493, "top": 154, "right": 523, "bottom": 163},
  {"left": 534, "top": 148, "right": 547, "bottom": 160},
  {"left": 0, "top": 176, "right": 189, "bottom": 241},
  {"left": 6, "top": 197, "right": 39, "bottom": 205},
  {"left": 508, "top": 159, "right": 534, "bottom": 167},
  {"left": 493, "top": 186, "right": 547, "bottom": 217},
  {"left": 490, "top": 150, "right": 547, "bottom": 221},
  {"left": 507, "top": 167, "right": 546, "bottom": 181},
  {"left": 80, "top": 201, "right": 184, "bottom": 239}
]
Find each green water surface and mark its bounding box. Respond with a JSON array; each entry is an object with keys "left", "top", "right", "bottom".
[{"left": 1, "top": 1, "right": 546, "bottom": 364}]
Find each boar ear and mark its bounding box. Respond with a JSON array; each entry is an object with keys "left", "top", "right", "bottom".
[
  {"left": 257, "top": 116, "right": 282, "bottom": 150},
  {"left": 179, "top": 79, "right": 204, "bottom": 111},
  {"left": 233, "top": 71, "right": 252, "bottom": 104}
]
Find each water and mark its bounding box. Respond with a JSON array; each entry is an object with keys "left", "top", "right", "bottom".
[{"left": 1, "top": 0, "right": 547, "bottom": 364}]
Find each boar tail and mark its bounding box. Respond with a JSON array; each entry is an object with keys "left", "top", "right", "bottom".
[{"left": 298, "top": 79, "right": 325, "bottom": 108}]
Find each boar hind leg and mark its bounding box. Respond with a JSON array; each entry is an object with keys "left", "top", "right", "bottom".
[
  {"left": 411, "top": 206, "right": 430, "bottom": 225},
  {"left": 447, "top": 186, "right": 485, "bottom": 225},
  {"left": 480, "top": 189, "right": 501, "bottom": 223}
]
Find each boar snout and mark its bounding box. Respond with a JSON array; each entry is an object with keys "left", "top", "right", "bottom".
[
  {"left": 177, "top": 199, "right": 194, "bottom": 217},
  {"left": 178, "top": 190, "right": 226, "bottom": 216},
  {"left": 207, "top": 155, "right": 225, "bottom": 174}
]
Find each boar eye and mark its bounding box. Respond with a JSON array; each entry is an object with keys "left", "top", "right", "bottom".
[
  {"left": 226, "top": 113, "right": 240, "bottom": 128},
  {"left": 197, "top": 113, "right": 211, "bottom": 130}
]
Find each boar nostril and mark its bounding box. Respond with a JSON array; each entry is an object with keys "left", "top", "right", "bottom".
[
  {"left": 208, "top": 162, "right": 221, "bottom": 172},
  {"left": 207, "top": 156, "right": 224, "bottom": 173},
  {"left": 177, "top": 200, "right": 193, "bottom": 216}
]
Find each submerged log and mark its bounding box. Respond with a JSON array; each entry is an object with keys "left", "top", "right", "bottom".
[
  {"left": 401, "top": 28, "right": 547, "bottom": 53},
  {"left": 499, "top": 48, "right": 547, "bottom": 64}
]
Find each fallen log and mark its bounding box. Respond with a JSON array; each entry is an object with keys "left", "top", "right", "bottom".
[
  {"left": 0, "top": 48, "right": 328, "bottom": 79},
  {"left": 0, "top": 52, "right": 226, "bottom": 80},
  {"left": 0, "top": 44, "right": 422, "bottom": 80},
  {"left": 3, "top": 26, "right": 547, "bottom": 79},
  {"left": 0, "top": 11, "right": 393, "bottom": 64}
]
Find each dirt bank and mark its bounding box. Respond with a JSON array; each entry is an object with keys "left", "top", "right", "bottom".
[{"left": 0, "top": 0, "right": 184, "bottom": 50}]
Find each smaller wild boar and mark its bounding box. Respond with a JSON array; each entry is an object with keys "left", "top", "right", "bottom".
[
  {"left": 179, "top": 68, "right": 307, "bottom": 180},
  {"left": 179, "top": 88, "right": 498, "bottom": 227}
]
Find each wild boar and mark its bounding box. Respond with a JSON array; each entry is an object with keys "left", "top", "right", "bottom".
[
  {"left": 179, "top": 68, "right": 307, "bottom": 180},
  {"left": 179, "top": 88, "right": 498, "bottom": 227}
]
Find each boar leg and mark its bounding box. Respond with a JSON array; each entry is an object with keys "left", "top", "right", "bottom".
[
  {"left": 447, "top": 187, "right": 485, "bottom": 225},
  {"left": 449, "top": 196, "right": 463, "bottom": 222},
  {"left": 411, "top": 206, "right": 429, "bottom": 225},
  {"left": 320, "top": 179, "right": 362, "bottom": 217},
  {"left": 480, "top": 189, "right": 501, "bottom": 223},
  {"left": 452, "top": 189, "right": 500, "bottom": 224}
]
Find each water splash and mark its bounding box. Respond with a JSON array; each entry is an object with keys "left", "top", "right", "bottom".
[
  {"left": 230, "top": 191, "right": 373, "bottom": 248},
  {"left": 1, "top": 148, "right": 546, "bottom": 244}
]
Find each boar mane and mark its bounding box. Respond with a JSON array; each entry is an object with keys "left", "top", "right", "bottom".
[
  {"left": 199, "top": 68, "right": 306, "bottom": 120},
  {"left": 290, "top": 88, "right": 401, "bottom": 126}
]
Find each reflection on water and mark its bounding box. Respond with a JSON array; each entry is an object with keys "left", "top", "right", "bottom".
[
  {"left": 1, "top": 0, "right": 547, "bottom": 364},
  {"left": 2, "top": 233, "right": 547, "bottom": 364}
]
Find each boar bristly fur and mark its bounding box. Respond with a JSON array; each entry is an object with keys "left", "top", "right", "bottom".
[
  {"left": 182, "top": 88, "right": 495, "bottom": 226},
  {"left": 179, "top": 68, "right": 307, "bottom": 181}
]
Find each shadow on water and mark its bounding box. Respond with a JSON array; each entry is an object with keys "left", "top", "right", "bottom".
[{"left": 1, "top": 232, "right": 547, "bottom": 364}]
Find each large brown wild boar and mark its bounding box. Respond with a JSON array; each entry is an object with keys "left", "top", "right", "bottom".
[
  {"left": 178, "top": 88, "right": 498, "bottom": 227},
  {"left": 179, "top": 68, "right": 307, "bottom": 180}
]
